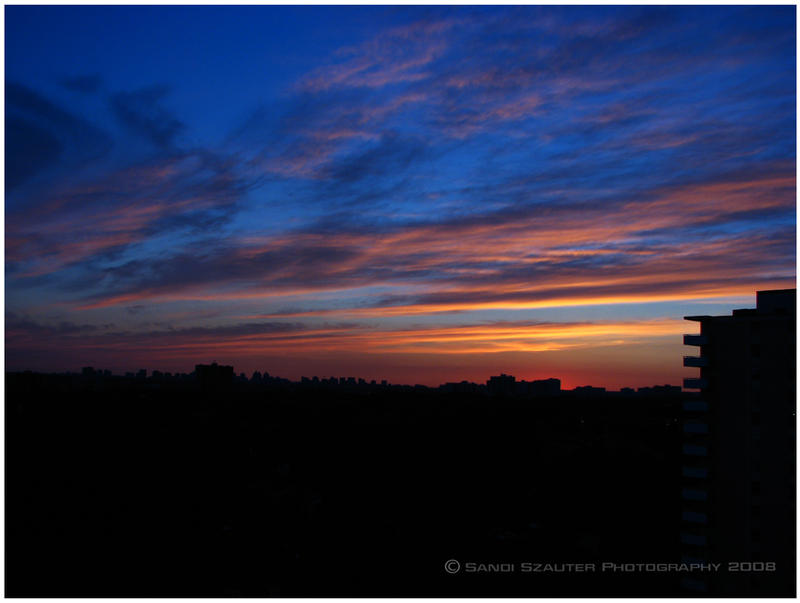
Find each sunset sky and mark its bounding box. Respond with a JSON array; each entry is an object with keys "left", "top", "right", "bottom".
[{"left": 5, "top": 6, "right": 796, "bottom": 388}]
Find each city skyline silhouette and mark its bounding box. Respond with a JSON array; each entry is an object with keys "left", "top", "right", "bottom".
[
  {"left": 7, "top": 288, "right": 796, "bottom": 596},
  {"left": 5, "top": 4, "right": 796, "bottom": 598}
]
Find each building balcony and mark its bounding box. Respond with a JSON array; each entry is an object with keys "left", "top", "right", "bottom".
[
  {"left": 682, "top": 510, "right": 709, "bottom": 524},
  {"left": 683, "top": 443, "right": 708, "bottom": 457},
  {"left": 680, "top": 531, "right": 708, "bottom": 546},
  {"left": 681, "top": 488, "right": 708, "bottom": 502},
  {"left": 683, "top": 334, "right": 708, "bottom": 346},
  {"left": 683, "top": 356, "right": 708, "bottom": 367},
  {"left": 683, "top": 421, "right": 709, "bottom": 435},
  {"left": 682, "top": 465, "right": 709, "bottom": 478},
  {"left": 683, "top": 400, "right": 708, "bottom": 412},
  {"left": 684, "top": 377, "right": 708, "bottom": 390}
]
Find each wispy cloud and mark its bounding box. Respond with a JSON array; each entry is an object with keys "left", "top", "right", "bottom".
[{"left": 5, "top": 6, "right": 795, "bottom": 383}]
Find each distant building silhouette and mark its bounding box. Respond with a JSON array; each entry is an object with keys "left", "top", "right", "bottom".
[
  {"left": 637, "top": 384, "right": 681, "bottom": 396},
  {"left": 573, "top": 385, "right": 605, "bottom": 395},
  {"left": 485, "top": 375, "right": 561, "bottom": 397},
  {"left": 529, "top": 378, "right": 561, "bottom": 396},
  {"left": 195, "top": 362, "right": 234, "bottom": 389},
  {"left": 487, "top": 373, "right": 516, "bottom": 396},
  {"left": 440, "top": 380, "right": 484, "bottom": 394},
  {"left": 681, "top": 289, "right": 795, "bottom": 595}
]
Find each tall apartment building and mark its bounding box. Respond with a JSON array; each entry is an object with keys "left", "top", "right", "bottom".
[{"left": 681, "top": 289, "right": 795, "bottom": 595}]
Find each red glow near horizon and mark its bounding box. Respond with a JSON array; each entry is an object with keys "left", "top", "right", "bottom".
[{"left": 5, "top": 7, "right": 795, "bottom": 387}]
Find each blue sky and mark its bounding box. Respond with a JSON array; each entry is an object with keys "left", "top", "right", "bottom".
[{"left": 5, "top": 6, "right": 796, "bottom": 387}]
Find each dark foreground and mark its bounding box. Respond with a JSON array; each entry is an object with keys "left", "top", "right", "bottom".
[{"left": 5, "top": 372, "right": 793, "bottom": 596}]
